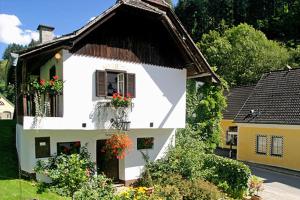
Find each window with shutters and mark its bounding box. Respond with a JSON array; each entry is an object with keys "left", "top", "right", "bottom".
[{"left": 96, "top": 70, "right": 135, "bottom": 98}]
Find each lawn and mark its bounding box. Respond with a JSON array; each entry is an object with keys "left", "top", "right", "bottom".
[{"left": 0, "top": 120, "right": 69, "bottom": 200}]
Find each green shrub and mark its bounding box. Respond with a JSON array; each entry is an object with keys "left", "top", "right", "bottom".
[
  {"left": 141, "top": 140, "right": 251, "bottom": 198},
  {"left": 34, "top": 145, "right": 115, "bottom": 198},
  {"left": 202, "top": 154, "right": 251, "bottom": 198},
  {"left": 73, "top": 175, "right": 115, "bottom": 200},
  {"left": 152, "top": 185, "right": 182, "bottom": 200},
  {"left": 181, "top": 179, "right": 224, "bottom": 200}
]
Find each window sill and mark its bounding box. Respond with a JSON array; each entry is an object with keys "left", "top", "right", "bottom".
[{"left": 256, "top": 152, "right": 267, "bottom": 155}]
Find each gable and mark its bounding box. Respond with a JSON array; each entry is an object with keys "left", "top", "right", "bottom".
[
  {"left": 71, "top": 7, "right": 187, "bottom": 68},
  {"left": 18, "top": 0, "right": 219, "bottom": 82}
]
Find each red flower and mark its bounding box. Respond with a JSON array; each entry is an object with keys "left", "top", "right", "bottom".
[
  {"left": 127, "top": 93, "right": 132, "bottom": 98},
  {"left": 124, "top": 97, "right": 128, "bottom": 101},
  {"left": 53, "top": 75, "right": 59, "bottom": 80},
  {"left": 40, "top": 79, "right": 45, "bottom": 85},
  {"left": 112, "top": 93, "right": 117, "bottom": 99}
]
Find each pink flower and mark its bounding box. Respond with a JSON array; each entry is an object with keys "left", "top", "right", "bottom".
[{"left": 53, "top": 75, "right": 59, "bottom": 80}]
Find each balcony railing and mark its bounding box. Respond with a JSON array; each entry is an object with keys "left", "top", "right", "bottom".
[{"left": 23, "top": 92, "right": 62, "bottom": 117}]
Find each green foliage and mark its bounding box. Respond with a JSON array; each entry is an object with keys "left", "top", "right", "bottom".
[
  {"left": 289, "top": 45, "right": 300, "bottom": 68},
  {"left": 201, "top": 154, "right": 251, "bottom": 198},
  {"left": 73, "top": 175, "right": 115, "bottom": 200},
  {"left": 142, "top": 139, "right": 251, "bottom": 198},
  {"left": 34, "top": 145, "right": 96, "bottom": 196},
  {"left": 186, "top": 79, "right": 227, "bottom": 150},
  {"left": 175, "top": 0, "right": 300, "bottom": 44},
  {"left": 199, "top": 23, "right": 290, "bottom": 86},
  {"left": 152, "top": 185, "right": 182, "bottom": 200}
]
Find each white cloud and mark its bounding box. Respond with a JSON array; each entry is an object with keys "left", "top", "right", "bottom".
[{"left": 0, "top": 14, "right": 39, "bottom": 45}]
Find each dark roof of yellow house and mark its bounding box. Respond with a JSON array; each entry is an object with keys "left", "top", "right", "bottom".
[
  {"left": 223, "top": 85, "right": 255, "bottom": 120},
  {"left": 234, "top": 68, "right": 300, "bottom": 125}
]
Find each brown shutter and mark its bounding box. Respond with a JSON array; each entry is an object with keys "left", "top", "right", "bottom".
[
  {"left": 96, "top": 70, "right": 106, "bottom": 97},
  {"left": 127, "top": 73, "right": 136, "bottom": 98}
]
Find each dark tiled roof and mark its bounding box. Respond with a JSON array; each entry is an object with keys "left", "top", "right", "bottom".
[
  {"left": 223, "top": 85, "right": 254, "bottom": 120},
  {"left": 234, "top": 68, "right": 300, "bottom": 125}
]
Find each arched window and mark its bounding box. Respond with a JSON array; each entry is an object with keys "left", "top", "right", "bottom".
[{"left": 3, "top": 111, "right": 11, "bottom": 119}]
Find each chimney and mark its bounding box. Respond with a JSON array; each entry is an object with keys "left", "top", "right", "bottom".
[{"left": 37, "top": 25, "right": 55, "bottom": 43}]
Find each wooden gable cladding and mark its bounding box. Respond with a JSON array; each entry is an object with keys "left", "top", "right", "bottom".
[{"left": 71, "top": 9, "right": 188, "bottom": 68}]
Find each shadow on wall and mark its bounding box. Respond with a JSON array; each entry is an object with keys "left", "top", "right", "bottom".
[{"left": 142, "top": 65, "right": 185, "bottom": 128}]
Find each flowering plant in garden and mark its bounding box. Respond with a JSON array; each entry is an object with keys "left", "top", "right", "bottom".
[
  {"left": 111, "top": 92, "right": 132, "bottom": 108},
  {"left": 102, "top": 133, "right": 132, "bottom": 159},
  {"left": 248, "top": 175, "right": 264, "bottom": 197},
  {"left": 30, "top": 75, "right": 63, "bottom": 94}
]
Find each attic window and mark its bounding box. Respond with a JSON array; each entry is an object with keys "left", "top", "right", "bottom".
[{"left": 0, "top": 101, "right": 4, "bottom": 106}]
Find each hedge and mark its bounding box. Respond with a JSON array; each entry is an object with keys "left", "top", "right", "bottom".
[{"left": 202, "top": 154, "right": 251, "bottom": 198}]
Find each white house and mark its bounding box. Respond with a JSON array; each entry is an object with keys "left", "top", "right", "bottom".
[
  {"left": 15, "top": 0, "right": 218, "bottom": 185},
  {"left": 0, "top": 94, "right": 14, "bottom": 119}
]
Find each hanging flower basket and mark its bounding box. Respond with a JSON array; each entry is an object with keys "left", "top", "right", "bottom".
[
  {"left": 102, "top": 133, "right": 133, "bottom": 159},
  {"left": 111, "top": 93, "right": 132, "bottom": 108}
]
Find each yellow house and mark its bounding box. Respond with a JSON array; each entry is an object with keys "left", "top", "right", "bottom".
[
  {"left": 234, "top": 69, "right": 300, "bottom": 171},
  {"left": 219, "top": 86, "right": 254, "bottom": 157},
  {"left": 0, "top": 94, "right": 14, "bottom": 120}
]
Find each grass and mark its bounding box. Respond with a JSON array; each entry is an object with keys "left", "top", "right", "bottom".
[{"left": 0, "top": 120, "right": 69, "bottom": 200}]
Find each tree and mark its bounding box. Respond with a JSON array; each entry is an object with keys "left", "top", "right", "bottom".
[
  {"left": 185, "top": 79, "right": 227, "bottom": 151},
  {"left": 175, "top": 0, "right": 300, "bottom": 45},
  {"left": 198, "top": 23, "right": 290, "bottom": 86}
]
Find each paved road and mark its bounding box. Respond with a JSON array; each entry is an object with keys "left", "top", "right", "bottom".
[{"left": 250, "top": 165, "right": 300, "bottom": 200}]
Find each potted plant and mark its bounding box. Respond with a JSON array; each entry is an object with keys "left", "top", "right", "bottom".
[
  {"left": 102, "top": 133, "right": 132, "bottom": 159},
  {"left": 111, "top": 93, "right": 132, "bottom": 108},
  {"left": 248, "top": 175, "right": 264, "bottom": 200}
]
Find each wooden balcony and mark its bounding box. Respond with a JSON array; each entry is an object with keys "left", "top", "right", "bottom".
[{"left": 23, "top": 93, "right": 63, "bottom": 117}]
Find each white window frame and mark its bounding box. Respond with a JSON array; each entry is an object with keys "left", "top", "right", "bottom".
[
  {"left": 256, "top": 135, "right": 267, "bottom": 154},
  {"left": 271, "top": 136, "right": 283, "bottom": 157}
]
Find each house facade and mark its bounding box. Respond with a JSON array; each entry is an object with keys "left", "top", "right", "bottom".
[
  {"left": 219, "top": 86, "right": 254, "bottom": 157},
  {"left": 15, "top": 0, "right": 217, "bottom": 185},
  {"left": 234, "top": 69, "right": 300, "bottom": 171},
  {"left": 0, "top": 94, "right": 14, "bottom": 120}
]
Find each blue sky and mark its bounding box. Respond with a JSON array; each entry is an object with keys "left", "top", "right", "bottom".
[{"left": 0, "top": 0, "right": 178, "bottom": 58}]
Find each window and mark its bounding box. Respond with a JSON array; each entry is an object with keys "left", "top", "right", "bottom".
[
  {"left": 57, "top": 141, "right": 81, "bottom": 155},
  {"left": 49, "top": 65, "right": 56, "bottom": 79},
  {"left": 271, "top": 136, "right": 283, "bottom": 156},
  {"left": 256, "top": 135, "right": 267, "bottom": 154},
  {"left": 226, "top": 126, "right": 238, "bottom": 146},
  {"left": 0, "top": 101, "right": 4, "bottom": 105},
  {"left": 35, "top": 137, "right": 50, "bottom": 158},
  {"left": 137, "top": 137, "right": 154, "bottom": 150},
  {"left": 96, "top": 70, "right": 135, "bottom": 98},
  {"left": 107, "top": 72, "right": 125, "bottom": 96}
]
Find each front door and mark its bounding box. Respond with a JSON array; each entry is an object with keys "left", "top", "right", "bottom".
[{"left": 96, "top": 140, "right": 119, "bottom": 181}]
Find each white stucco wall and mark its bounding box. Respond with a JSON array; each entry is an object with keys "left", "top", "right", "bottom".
[
  {"left": 16, "top": 127, "right": 175, "bottom": 181},
  {"left": 23, "top": 50, "right": 186, "bottom": 130},
  {"left": 0, "top": 95, "right": 14, "bottom": 119}
]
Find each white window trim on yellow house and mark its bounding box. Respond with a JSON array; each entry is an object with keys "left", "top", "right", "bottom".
[{"left": 235, "top": 123, "right": 300, "bottom": 171}]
